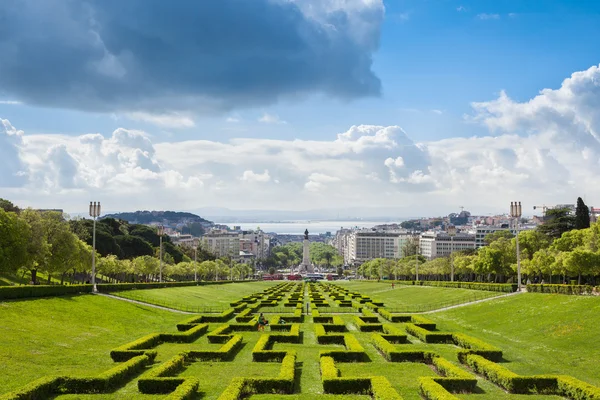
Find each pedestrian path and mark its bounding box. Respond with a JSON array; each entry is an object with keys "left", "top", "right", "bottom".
[
  {"left": 420, "top": 290, "right": 525, "bottom": 314},
  {"left": 95, "top": 292, "right": 196, "bottom": 314}
]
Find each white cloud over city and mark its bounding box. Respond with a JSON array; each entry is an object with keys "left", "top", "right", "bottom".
[{"left": 2, "top": 64, "right": 600, "bottom": 215}]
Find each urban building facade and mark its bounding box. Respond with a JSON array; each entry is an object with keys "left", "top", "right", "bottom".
[
  {"left": 201, "top": 230, "right": 240, "bottom": 258},
  {"left": 419, "top": 231, "right": 476, "bottom": 260}
]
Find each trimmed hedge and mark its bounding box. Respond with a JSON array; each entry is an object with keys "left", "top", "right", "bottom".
[
  {"left": 371, "top": 376, "right": 403, "bottom": 400},
  {"left": 392, "top": 280, "right": 517, "bottom": 293},
  {"left": 382, "top": 324, "right": 407, "bottom": 343},
  {"left": 419, "top": 377, "right": 461, "bottom": 400},
  {"left": 371, "top": 333, "right": 434, "bottom": 362},
  {"left": 556, "top": 375, "right": 600, "bottom": 400},
  {"left": 320, "top": 334, "right": 367, "bottom": 362},
  {"left": 188, "top": 334, "right": 243, "bottom": 361},
  {"left": 0, "top": 284, "right": 93, "bottom": 300},
  {"left": 527, "top": 284, "right": 597, "bottom": 295},
  {"left": 411, "top": 315, "right": 437, "bottom": 330},
  {"left": 464, "top": 354, "right": 556, "bottom": 394},
  {"left": 110, "top": 333, "right": 161, "bottom": 361},
  {"left": 353, "top": 316, "right": 383, "bottom": 332},
  {"left": 159, "top": 323, "right": 208, "bottom": 343},
  {"left": 218, "top": 352, "right": 297, "bottom": 400},
  {"left": 405, "top": 324, "right": 453, "bottom": 344},
  {"left": 452, "top": 333, "right": 502, "bottom": 362},
  {"left": 138, "top": 354, "right": 188, "bottom": 394},
  {"left": 165, "top": 377, "right": 200, "bottom": 400},
  {"left": 430, "top": 355, "right": 477, "bottom": 392}
]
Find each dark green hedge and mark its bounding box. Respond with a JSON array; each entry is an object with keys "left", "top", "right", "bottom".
[
  {"left": 392, "top": 281, "right": 517, "bottom": 293},
  {"left": 526, "top": 284, "right": 597, "bottom": 295}
]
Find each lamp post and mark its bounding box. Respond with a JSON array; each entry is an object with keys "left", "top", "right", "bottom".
[
  {"left": 194, "top": 245, "right": 198, "bottom": 282},
  {"left": 448, "top": 225, "right": 457, "bottom": 281},
  {"left": 510, "top": 201, "right": 523, "bottom": 291},
  {"left": 158, "top": 225, "right": 164, "bottom": 283},
  {"left": 415, "top": 242, "right": 420, "bottom": 283},
  {"left": 89, "top": 201, "right": 101, "bottom": 293}
]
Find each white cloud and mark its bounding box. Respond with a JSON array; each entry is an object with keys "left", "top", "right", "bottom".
[
  {"left": 126, "top": 112, "right": 195, "bottom": 128},
  {"left": 431, "top": 109, "right": 443, "bottom": 115},
  {"left": 477, "top": 13, "right": 500, "bottom": 20},
  {"left": 456, "top": 6, "right": 467, "bottom": 12},
  {"left": 3, "top": 64, "right": 600, "bottom": 215},
  {"left": 241, "top": 169, "right": 271, "bottom": 183},
  {"left": 0, "top": 100, "right": 22, "bottom": 105},
  {"left": 226, "top": 116, "right": 240, "bottom": 123},
  {"left": 258, "top": 113, "right": 287, "bottom": 124}
]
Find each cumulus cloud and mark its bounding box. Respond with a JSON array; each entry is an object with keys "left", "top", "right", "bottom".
[
  {"left": 3, "top": 64, "right": 600, "bottom": 214},
  {"left": 241, "top": 170, "right": 271, "bottom": 183},
  {"left": 477, "top": 13, "right": 500, "bottom": 20},
  {"left": 0, "top": 0, "right": 383, "bottom": 114},
  {"left": 126, "top": 112, "right": 195, "bottom": 128}
]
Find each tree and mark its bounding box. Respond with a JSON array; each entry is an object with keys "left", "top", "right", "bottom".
[
  {"left": 537, "top": 207, "right": 576, "bottom": 239},
  {"left": 268, "top": 267, "right": 276, "bottom": 275},
  {"left": 0, "top": 208, "right": 30, "bottom": 274},
  {"left": 484, "top": 230, "right": 514, "bottom": 245},
  {"left": 401, "top": 236, "right": 419, "bottom": 257},
  {"left": 0, "top": 198, "right": 20, "bottom": 213},
  {"left": 563, "top": 248, "right": 599, "bottom": 284},
  {"left": 575, "top": 197, "right": 591, "bottom": 230},
  {"left": 114, "top": 235, "right": 154, "bottom": 259},
  {"left": 21, "top": 209, "right": 51, "bottom": 284}
]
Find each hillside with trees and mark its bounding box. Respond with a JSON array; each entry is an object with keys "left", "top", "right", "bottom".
[{"left": 104, "top": 211, "right": 213, "bottom": 236}]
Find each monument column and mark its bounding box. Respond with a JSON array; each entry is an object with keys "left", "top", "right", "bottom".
[{"left": 302, "top": 229, "right": 314, "bottom": 273}]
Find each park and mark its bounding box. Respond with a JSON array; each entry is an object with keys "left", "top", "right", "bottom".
[{"left": 1, "top": 280, "right": 599, "bottom": 400}]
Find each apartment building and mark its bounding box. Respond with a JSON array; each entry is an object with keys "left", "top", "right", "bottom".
[
  {"left": 201, "top": 230, "right": 240, "bottom": 258},
  {"left": 419, "top": 231, "right": 476, "bottom": 260},
  {"left": 338, "top": 229, "right": 412, "bottom": 265}
]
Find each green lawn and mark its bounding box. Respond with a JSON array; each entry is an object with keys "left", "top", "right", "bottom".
[
  {"left": 430, "top": 292, "right": 600, "bottom": 386},
  {"left": 334, "top": 281, "right": 503, "bottom": 311},
  {"left": 0, "top": 294, "right": 185, "bottom": 393},
  {"left": 3, "top": 281, "right": 600, "bottom": 399},
  {"left": 113, "top": 281, "right": 278, "bottom": 311}
]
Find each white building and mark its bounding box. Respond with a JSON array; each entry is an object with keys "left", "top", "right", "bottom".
[
  {"left": 201, "top": 230, "right": 240, "bottom": 258},
  {"left": 419, "top": 231, "right": 476, "bottom": 260},
  {"left": 337, "top": 229, "right": 412, "bottom": 265}
]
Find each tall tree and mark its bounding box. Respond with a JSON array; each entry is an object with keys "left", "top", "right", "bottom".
[
  {"left": 401, "top": 236, "right": 419, "bottom": 257},
  {"left": 0, "top": 208, "right": 30, "bottom": 274},
  {"left": 575, "top": 197, "right": 591, "bottom": 230},
  {"left": 0, "top": 198, "right": 20, "bottom": 213},
  {"left": 537, "top": 207, "right": 576, "bottom": 239}
]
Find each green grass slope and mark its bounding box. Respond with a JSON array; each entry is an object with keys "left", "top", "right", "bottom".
[
  {"left": 430, "top": 292, "right": 600, "bottom": 386},
  {"left": 335, "top": 281, "right": 502, "bottom": 310},
  {"left": 0, "top": 295, "right": 184, "bottom": 393},
  {"left": 114, "top": 281, "right": 278, "bottom": 309}
]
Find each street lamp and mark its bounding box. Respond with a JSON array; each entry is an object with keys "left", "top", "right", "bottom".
[
  {"left": 448, "top": 225, "right": 457, "bottom": 282},
  {"left": 194, "top": 245, "right": 198, "bottom": 282},
  {"left": 158, "top": 225, "right": 164, "bottom": 283},
  {"left": 510, "top": 201, "right": 523, "bottom": 291},
  {"left": 415, "top": 242, "right": 420, "bottom": 283},
  {"left": 89, "top": 201, "right": 101, "bottom": 293}
]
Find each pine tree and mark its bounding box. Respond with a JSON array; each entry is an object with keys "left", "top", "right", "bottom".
[{"left": 575, "top": 197, "right": 590, "bottom": 230}]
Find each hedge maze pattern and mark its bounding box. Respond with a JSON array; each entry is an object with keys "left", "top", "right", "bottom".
[{"left": 3, "top": 282, "right": 600, "bottom": 399}]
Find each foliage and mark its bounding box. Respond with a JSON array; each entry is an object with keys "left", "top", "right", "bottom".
[
  {"left": 537, "top": 207, "right": 576, "bottom": 239},
  {"left": 575, "top": 197, "right": 591, "bottom": 230}
]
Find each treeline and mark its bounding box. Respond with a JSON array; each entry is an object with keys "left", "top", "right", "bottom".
[
  {"left": 359, "top": 198, "right": 599, "bottom": 285},
  {"left": 264, "top": 242, "right": 343, "bottom": 269},
  {"left": 0, "top": 198, "right": 252, "bottom": 285}
]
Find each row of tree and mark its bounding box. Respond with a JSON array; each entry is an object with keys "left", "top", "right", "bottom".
[
  {"left": 0, "top": 198, "right": 251, "bottom": 284},
  {"left": 263, "top": 242, "right": 343, "bottom": 270},
  {"left": 358, "top": 199, "right": 598, "bottom": 285}
]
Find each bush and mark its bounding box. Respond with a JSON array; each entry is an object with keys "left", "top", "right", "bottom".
[
  {"left": 430, "top": 356, "right": 477, "bottom": 392},
  {"left": 526, "top": 284, "right": 596, "bottom": 295},
  {"left": 0, "top": 284, "right": 93, "bottom": 301},
  {"left": 556, "top": 375, "right": 600, "bottom": 400},
  {"left": 353, "top": 316, "right": 383, "bottom": 332},
  {"left": 138, "top": 354, "right": 188, "bottom": 394},
  {"left": 392, "top": 281, "right": 516, "bottom": 292},
  {"left": 371, "top": 376, "right": 402, "bottom": 400},
  {"left": 464, "top": 354, "right": 556, "bottom": 394},
  {"left": 452, "top": 333, "right": 502, "bottom": 362},
  {"left": 411, "top": 315, "right": 437, "bottom": 330},
  {"left": 165, "top": 377, "right": 200, "bottom": 400},
  {"left": 382, "top": 324, "right": 407, "bottom": 343},
  {"left": 378, "top": 308, "right": 412, "bottom": 323},
  {"left": 110, "top": 333, "right": 161, "bottom": 361},
  {"left": 0, "top": 376, "right": 62, "bottom": 400},
  {"left": 189, "top": 334, "right": 243, "bottom": 361},
  {"left": 405, "top": 324, "right": 453, "bottom": 344},
  {"left": 320, "top": 334, "right": 367, "bottom": 362},
  {"left": 419, "top": 377, "right": 461, "bottom": 400},
  {"left": 159, "top": 324, "right": 208, "bottom": 343}
]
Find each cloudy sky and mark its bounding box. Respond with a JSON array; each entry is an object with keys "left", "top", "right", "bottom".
[{"left": 1, "top": 0, "right": 600, "bottom": 217}]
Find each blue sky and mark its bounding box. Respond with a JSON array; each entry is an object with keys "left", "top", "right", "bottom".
[{"left": 1, "top": 0, "right": 600, "bottom": 216}]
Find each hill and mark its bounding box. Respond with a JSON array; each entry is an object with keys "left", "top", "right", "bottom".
[{"left": 104, "top": 210, "right": 212, "bottom": 225}]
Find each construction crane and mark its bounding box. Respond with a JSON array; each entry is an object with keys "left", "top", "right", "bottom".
[{"left": 532, "top": 205, "right": 552, "bottom": 218}]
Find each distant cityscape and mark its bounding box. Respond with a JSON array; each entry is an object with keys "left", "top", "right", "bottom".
[{"left": 100, "top": 203, "right": 600, "bottom": 268}]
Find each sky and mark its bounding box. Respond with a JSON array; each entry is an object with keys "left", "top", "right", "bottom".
[{"left": 1, "top": 0, "right": 600, "bottom": 217}]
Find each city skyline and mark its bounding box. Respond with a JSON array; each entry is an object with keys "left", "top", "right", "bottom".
[{"left": 1, "top": 1, "right": 600, "bottom": 215}]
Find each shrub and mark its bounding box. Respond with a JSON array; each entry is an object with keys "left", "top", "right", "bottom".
[
  {"left": 405, "top": 324, "right": 452, "bottom": 344},
  {"left": 392, "top": 281, "right": 516, "bottom": 292},
  {"left": 556, "top": 375, "right": 600, "bottom": 400},
  {"left": 207, "top": 325, "right": 232, "bottom": 343},
  {"left": 464, "top": 354, "right": 556, "bottom": 394},
  {"left": 159, "top": 324, "right": 208, "bottom": 343},
  {"left": 411, "top": 315, "right": 436, "bottom": 330},
  {"left": 419, "top": 377, "right": 461, "bottom": 400},
  {"left": 320, "top": 334, "right": 367, "bottom": 362},
  {"left": 0, "top": 284, "right": 92, "bottom": 300},
  {"left": 189, "top": 334, "right": 243, "bottom": 361},
  {"left": 165, "top": 378, "right": 200, "bottom": 400},
  {"left": 353, "top": 316, "right": 383, "bottom": 332},
  {"left": 453, "top": 333, "right": 502, "bottom": 362},
  {"left": 527, "top": 284, "right": 596, "bottom": 295},
  {"left": 430, "top": 356, "right": 477, "bottom": 391},
  {"left": 382, "top": 324, "right": 407, "bottom": 343},
  {"left": 138, "top": 354, "right": 188, "bottom": 393},
  {"left": 0, "top": 376, "right": 62, "bottom": 400},
  {"left": 110, "top": 333, "right": 161, "bottom": 361},
  {"left": 370, "top": 376, "right": 402, "bottom": 400}
]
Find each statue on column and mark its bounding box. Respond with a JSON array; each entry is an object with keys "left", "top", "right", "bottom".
[{"left": 304, "top": 229, "right": 309, "bottom": 240}]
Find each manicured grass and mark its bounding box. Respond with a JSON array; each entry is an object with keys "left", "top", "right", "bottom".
[
  {"left": 3, "top": 281, "right": 600, "bottom": 399},
  {"left": 0, "top": 294, "right": 185, "bottom": 393},
  {"left": 430, "top": 292, "right": 600, "bottom": 386},
  {"left": 335, "top": 281, "right": 503, "bottom": 311},
  {"left": 114, "top": 281, "right": 278, "bottom": 310}
]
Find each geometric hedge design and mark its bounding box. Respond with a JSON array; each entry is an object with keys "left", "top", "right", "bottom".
[{"left": 2, "top": 282, "right": 599, "bottom": 400}]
